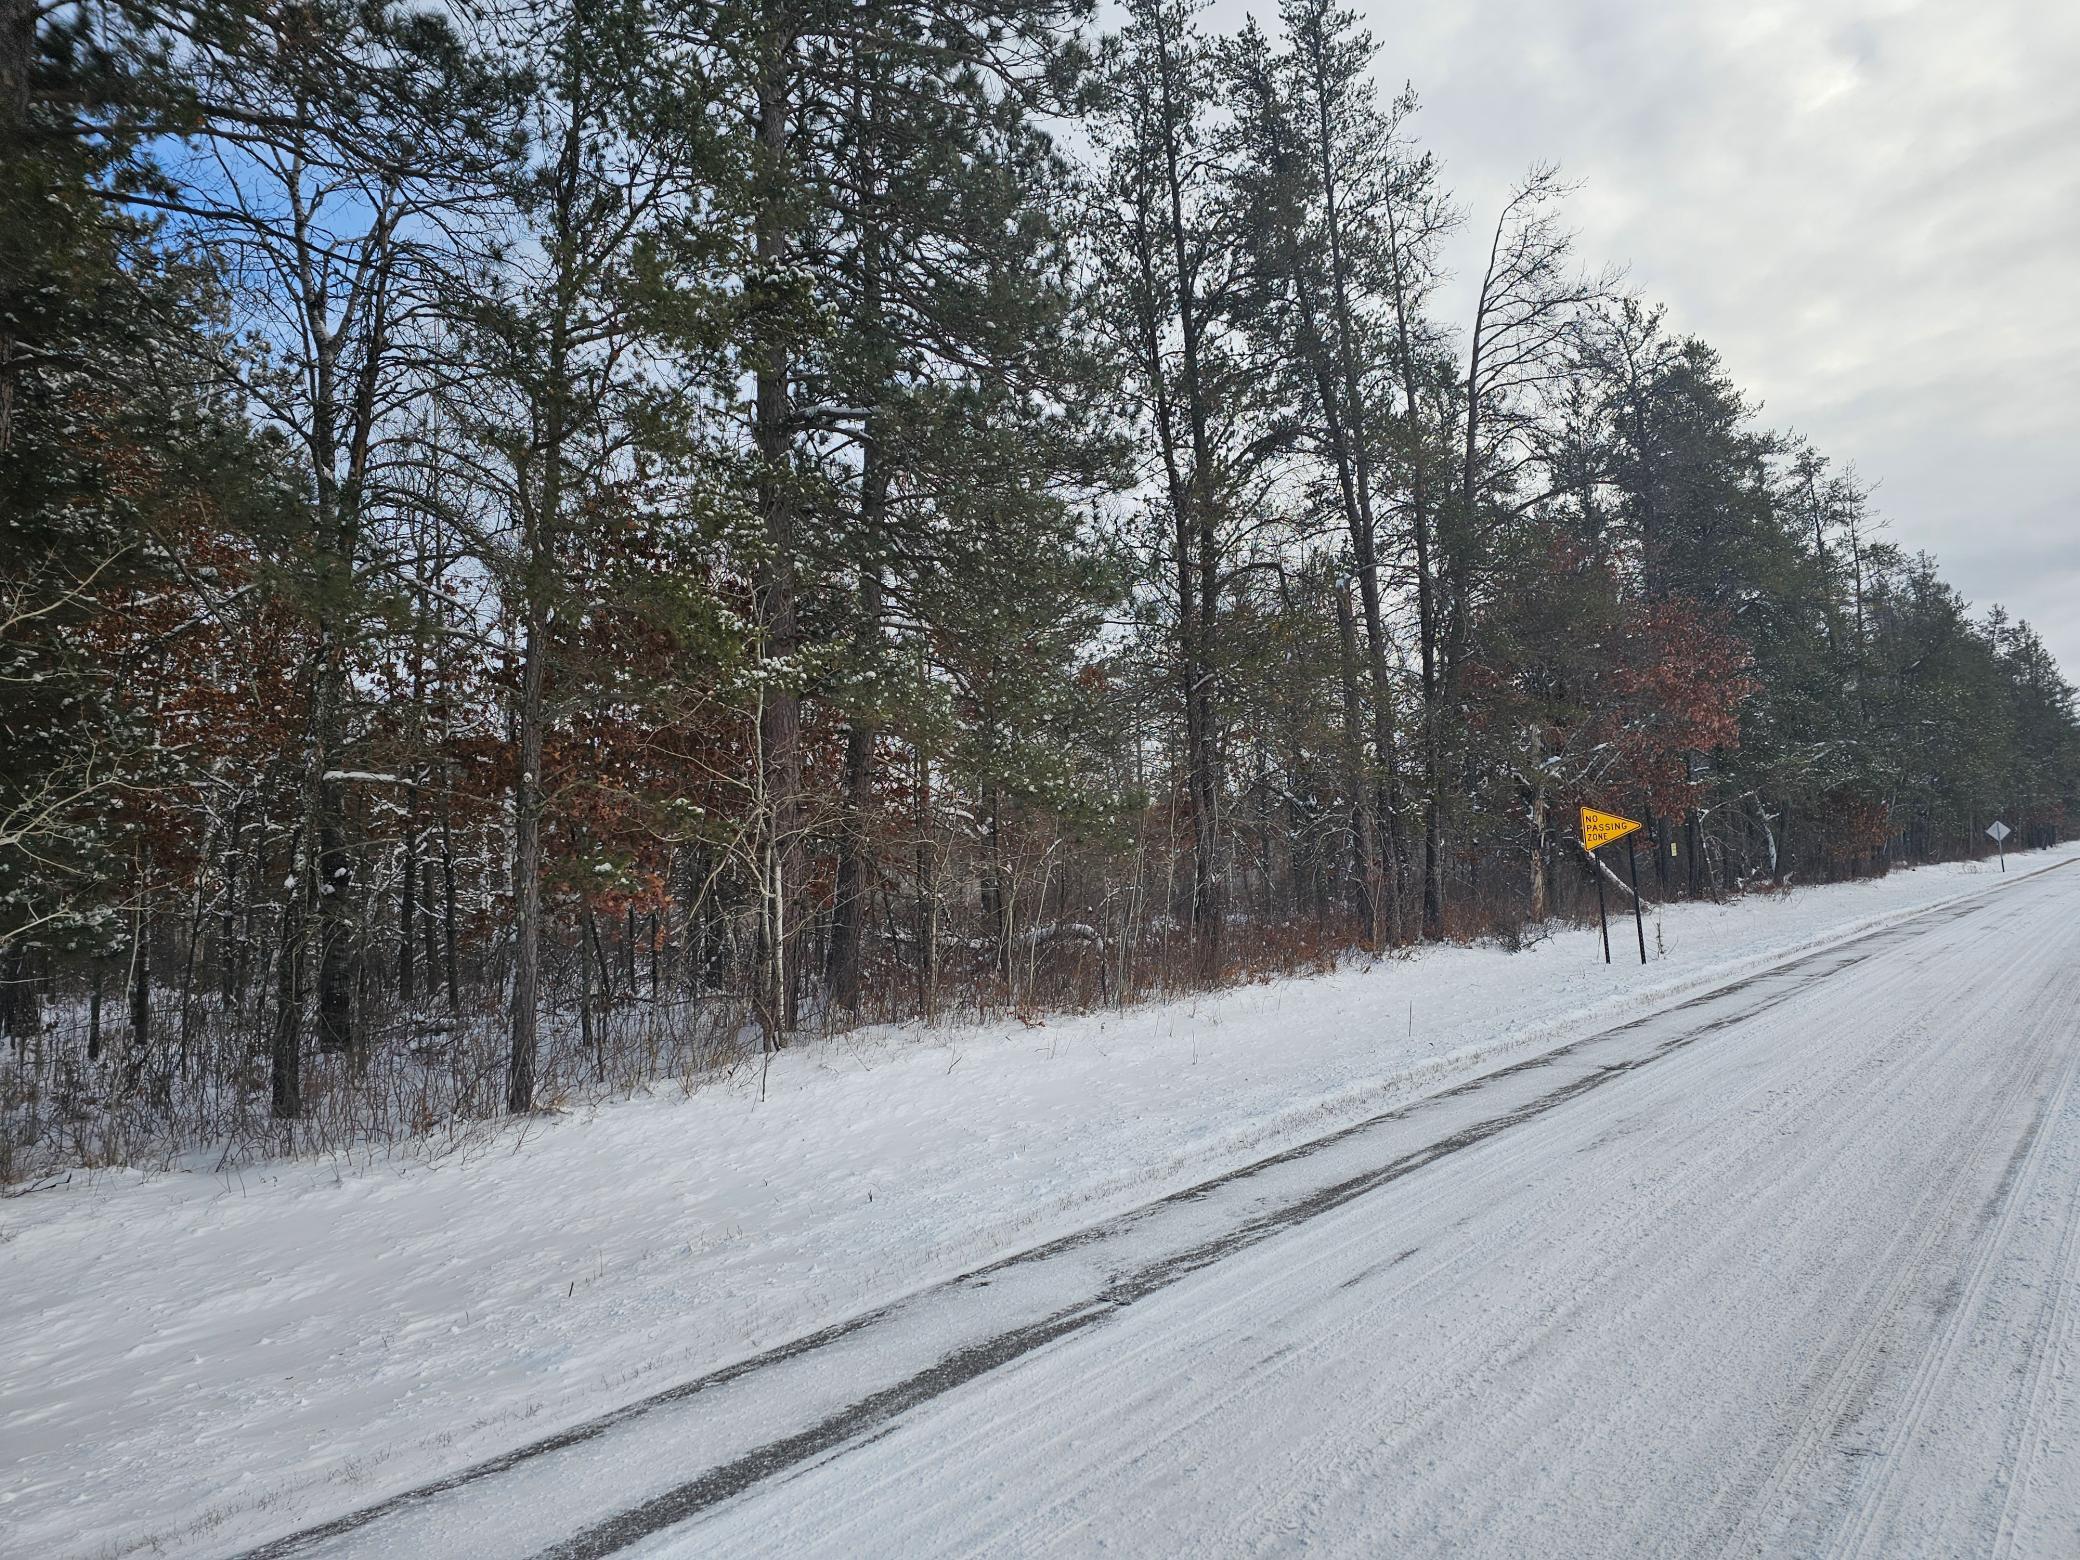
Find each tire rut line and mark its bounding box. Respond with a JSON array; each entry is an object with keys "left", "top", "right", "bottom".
[
  {"left": 1708, "top": 911, "right": 2073, "bottom": 1560},
  {"left": 1828, "top": 963, "right": 2080, "bottom": 1560},
  {"left": 1352, "top": 994, "right": 1908, "bottom": 1528},
  {"left": 1535, "top": 959, "right": 2009, "bottom": 1545},
  {"left": 1989, "top": 1029, "right": 2080, "bottom": 1559}
]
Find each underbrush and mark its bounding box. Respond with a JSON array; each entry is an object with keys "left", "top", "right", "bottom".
[
  {"left": 0, "top": 993, "right": 751, "bottom": 1187},
  {"left": 0, "top": 864, "right": 1927, "bottom": 1185}
]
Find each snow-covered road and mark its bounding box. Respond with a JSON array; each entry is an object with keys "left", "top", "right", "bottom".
[{"left": 227, "top": 856, "right": 2080, "bottom": 1559}]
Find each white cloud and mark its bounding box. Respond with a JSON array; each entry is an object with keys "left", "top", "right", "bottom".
[{"left": 1217, "top": 0, "right": 2080, "bottom": 667}]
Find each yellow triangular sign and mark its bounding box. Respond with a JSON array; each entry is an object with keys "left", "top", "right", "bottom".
[{"left": 1581, "top": 806, "right": 1644, "bottom": 851}]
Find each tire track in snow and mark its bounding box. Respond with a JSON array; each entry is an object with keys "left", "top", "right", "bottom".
[
  {"left": 1700, "top": 943, "right": 2074, "bottom": 1559},
  {"left": 1442, "top": 963, "right": 2009, "bottom": 1551},
  {"left": 1213, "top": 886, "right": 2053, "bottom": 1558},
  {"left": 1826, "top": 971, "right": 2080, "bottom": 1560},
  {"left": 1990, "top": 1094, "right": 2080, "bottom": 1560}
]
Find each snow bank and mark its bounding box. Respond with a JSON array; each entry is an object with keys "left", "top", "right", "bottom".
[{"left": 4, "top": 846, "right": 2075, "bottom": 1558}]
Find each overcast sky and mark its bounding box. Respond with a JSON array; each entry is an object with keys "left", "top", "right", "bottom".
[{"left": 1213, "top": 0, "right": 2080, "bottom": 671}]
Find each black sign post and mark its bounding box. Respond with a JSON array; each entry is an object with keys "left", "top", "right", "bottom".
[
  {"left": 1593, "top": 849, "right": 1611, "bottom": 963},
  {"left": 1625, "top": 833, "right": 1648, "bottom": 965}
]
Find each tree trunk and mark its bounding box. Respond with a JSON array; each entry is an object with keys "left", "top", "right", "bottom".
[
  {"left": 507, "top": 82, "right": 595, "bottom": 1111},
  {"left": 218, "top": 801, "right": 243, "bottom": 1007},
  {"left": 439, "top": 810, "right": 460, "bottom": 1012},
  {"left": 1147, "top": 2, "right": 1222, "bottom": 980},
  {"left": 828, "top": 61, "right": 889, "bottom": 1017},
  {"left": 829, "top": 567, "right": 882, "bottom": 1013},
  {"left": 177, "top": 865, "right": 204, "bottom": 1078},
  {"left": 1332, "top": 579, "right": 1384, "bottom": 944},
  {"left": 622, "top": 905, "right": 636, "bottom": 998},
  {"left": 1381, "top": 191, "right": 1445, "bottom": 939},
  {"left": 313, "top": 736, "right": 355, "bottom": 1054},
  {"left": 1528, "top": 788, "right": 1550, "bottom": 923},
  {"left": 914, "top": 730, "right": 937, "bottom": 1024},
  {"left": 581, "top": 908, "right": 599, "bottom": 1080},
  {"left": 751, "top": 8, "right": 803, "bottom": 1045},
  {"left": 506, "top": 415, "right": 561, "bottom": 1112},
  {"left": 1300, "top": 39, "right": 1403, "bottom": 945},
  {"left": 508, "top": 589, "right": 548, "bottom": 1112},
  {"left": 271, "top": 833, "right": 306, "bottom": 1118},
  {"left": 0, "top": 0, "right": 31, "bottom": 454},
  {"left": 420, "top": 850, "right": 442, "bottom": 998},
  {"left": 399, "top": 805, "right": 418, "bottom": 1007}
]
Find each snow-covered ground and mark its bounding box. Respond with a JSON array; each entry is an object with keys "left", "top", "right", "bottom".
[{"left": 5, "top": 847, "right": 2078, "bottom": 1558}]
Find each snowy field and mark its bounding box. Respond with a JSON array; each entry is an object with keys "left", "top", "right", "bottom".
[{"left": 6, "top": 847, "right": 2079, "bottom": 1558}]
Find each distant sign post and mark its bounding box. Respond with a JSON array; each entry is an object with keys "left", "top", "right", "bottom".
[
  {"left": 1581, "top": 807, "right": 1648, "bottom": 966},
  {"left": 1988, "top": 819, "right": 2011, "bottom": 872}
]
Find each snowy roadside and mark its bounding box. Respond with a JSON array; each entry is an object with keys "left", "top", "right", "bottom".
[{"left": 6, "top": 846, "right": 2076, "bottom": 1559}]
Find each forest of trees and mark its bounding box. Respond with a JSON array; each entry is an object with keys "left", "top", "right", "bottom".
[{"left": 4, "top": 0, "right": 2076, "bottom": 1174}]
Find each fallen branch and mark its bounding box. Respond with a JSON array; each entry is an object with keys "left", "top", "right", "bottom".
[{"left": 1584, "top": 844, "right": 1658, "bottom": 910}]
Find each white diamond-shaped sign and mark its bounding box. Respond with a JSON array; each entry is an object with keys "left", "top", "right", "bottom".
[{"left": 1986, "top": 820, "right": 2011, "bottom": 843}]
